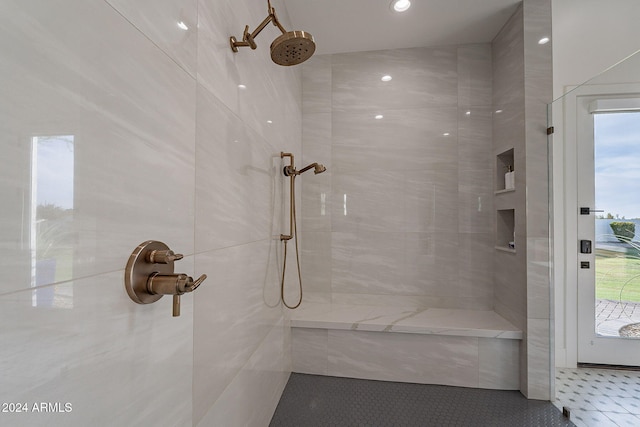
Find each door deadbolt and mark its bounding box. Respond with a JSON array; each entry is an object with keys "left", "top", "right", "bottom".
[{"left": 124, "top": 240, "right": 206, "bottom": 317}]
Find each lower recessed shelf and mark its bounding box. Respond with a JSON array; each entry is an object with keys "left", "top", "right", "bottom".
[
  {"left": 495, "top": 246, "right": 516, "bottom": 254},
  {"left": 495, "top": 188, "right": 515, "bottom": 195},
  {"left": 496, "top": 209, "right": 515, "bottom": 252}
]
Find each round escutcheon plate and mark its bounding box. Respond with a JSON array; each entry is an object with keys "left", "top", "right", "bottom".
[{"left": 124, "top": 240, "right": 175, "bottom": 304}]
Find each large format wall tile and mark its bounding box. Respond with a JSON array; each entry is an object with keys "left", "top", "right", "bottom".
[
  {"left": 479, "top": 338, "right": 520, "bottom": 389},
  {"left": 302, "top": 55, "right": 332, "bottom": 114},
  {"left": 458, "top": 169, "right": 494, "bottom": 233},
  {"left": 195, "top": 86, "right": 281, "bottom": 252},
  {"left": 197, "top": 320, "right": 290, "bottom": 427},
  {"left": 105, "top": 0, "right": 198, "bottom": 76},
  {"left": 458, "top": 107, "right": 494, "bottom": 172},
  {"left": 0, "top": 0, "right": 196, "bottom": 294},
  {"left": 1, "top": 0, "right": 301, "bottom": 425},
  {"left": 292, "top": 327, "right": 329, "bottom": 375},
  {"left": 332, "top": 47, "right": 458, "bottom": 111},
  {"left": 0, "top": 270, "right": 193, "bottom": 427},
  {"left": 493, "top": 6, "right": 525, "bottom": 107},
  {"left": 523, "top": 0, "right": 552, "bottom": 400},
  {"left": 331, "top": 107, "right": 458, "bottom": 174},
  {"left": 302, "top": 44, "right": 495, "bottom": 311},
  {"left": 301, "top": 112, "right": 332, "bottom": 233},
  {"left": 292, "top": 329, "right": 519, "bottom": 390},
  {"left": 192, "top": 1, "right": 300, "bottom": 422},
  {"left": 458, "top": 44, "right": 493, "bottom": 108},
  {"left": 193, "top": 240, "right": 284, "bottom": 423},
  {"left": 301, "top": 231, "right": 332, "bottom": 296},
  {"left": 327, "top": 330, "right": 480, "bottom": 387}
]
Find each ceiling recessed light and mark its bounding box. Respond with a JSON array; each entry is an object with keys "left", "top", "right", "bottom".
[
  {"left": 495, "top": 109, "right": 503, "bottom": 114},
  {"left": 465, "top": 111, "right": 471, "bottom": 116},
  {"left": 381, "top": 75, "right": 392, "bottom": 82},
  {"left": 177, "top": 21, "right": 189, "bottom": 31},
  {"left": 267, "top": 120, "right": 273, "bottom": 124},
  {"left": 443, "top": 132, "right": 450, "bottom": 136},
  {"left": 391, "top": 0, "right": 411, "bottom": 12},
  {"left": 375, "top": 115, "right": 384, "bottom": 120},
  {"left": 538, "top": 37, "right": 550, "bottom": 45},
  {"left": 238, "top": 84, "right": 247, "bottom": 89}
]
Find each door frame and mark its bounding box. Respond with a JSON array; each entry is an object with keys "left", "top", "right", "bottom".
[{"left": 560, "top": 82, "right": 640, "bottom": 367}]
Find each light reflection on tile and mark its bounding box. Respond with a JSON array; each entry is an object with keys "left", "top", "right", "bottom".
[
  {"left": 105, "top": 0, "right": 198, "bottom": 75},
  {"left": 0, "top": 0, "right": 196, "bottom": 294}
]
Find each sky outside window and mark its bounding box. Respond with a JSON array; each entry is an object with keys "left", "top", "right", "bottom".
[{"left": 594, "top": 112, "right": 640, "bottom": 219}]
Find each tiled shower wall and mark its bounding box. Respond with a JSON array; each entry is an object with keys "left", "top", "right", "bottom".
[
  {"left": 0, "top": 0, "right": 300, "bottom": 426},
  {"left": 492, "top": 0, "right": 552, "bottom": 400},
  {"left": 301, "top": 44, "right": 495, "bottom": 310}
]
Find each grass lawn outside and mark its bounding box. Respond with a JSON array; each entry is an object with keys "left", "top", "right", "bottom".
[{"left": 596, "top": 248, "right": 640, "bottom": 303}]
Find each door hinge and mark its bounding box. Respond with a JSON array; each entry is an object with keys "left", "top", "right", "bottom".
[{"left": 547, "top": 126, "right": 555, "bottom": 135}]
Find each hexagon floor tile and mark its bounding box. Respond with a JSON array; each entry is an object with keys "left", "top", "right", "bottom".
[{"left": 270, "top": 373, "right": 574, "bottom": 426}]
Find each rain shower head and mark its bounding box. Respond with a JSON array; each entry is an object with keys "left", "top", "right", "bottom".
[
  {"left": 230, "top": 0, "right": 316, "bottom": 66},
  {"left": 271, "top": 31, "right": 315, "bottom": 66}
]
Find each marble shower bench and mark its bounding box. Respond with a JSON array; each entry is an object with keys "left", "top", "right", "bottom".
[{"left": 291, "top": 303, "right": 522, "bottom": 390}]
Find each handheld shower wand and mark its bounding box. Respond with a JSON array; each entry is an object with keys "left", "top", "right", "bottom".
[{"left": 279, "top": 152, "right": 326, "bottom": 309}]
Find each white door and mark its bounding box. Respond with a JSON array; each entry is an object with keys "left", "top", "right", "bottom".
[{"left": 577, "top": 93, "right": 640, "bottom": 365}]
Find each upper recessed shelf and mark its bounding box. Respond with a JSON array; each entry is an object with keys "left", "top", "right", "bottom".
[{"left": 496, "top": 148, "right": 514, "bottom": 192}]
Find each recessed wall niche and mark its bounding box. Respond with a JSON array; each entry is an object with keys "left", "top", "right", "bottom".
[
  {"left": 496, "top": 209, "right": 515, "bottom": 253},
  {"left": 496, "top": 148, "right": 515, "bottom": 192}
]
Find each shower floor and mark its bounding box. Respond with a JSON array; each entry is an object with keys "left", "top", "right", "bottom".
[{"left": 270, "top": 373, "right": 574, "bottom": 427}]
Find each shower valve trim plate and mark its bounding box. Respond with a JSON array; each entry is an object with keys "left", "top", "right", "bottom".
[{"left": 124, "top": 240, "right": 206, "bottom": 317}]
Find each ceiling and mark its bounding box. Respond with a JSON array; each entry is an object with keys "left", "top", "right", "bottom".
[{"left": 282, "top": 0, "right": 522, "bottom": 55}]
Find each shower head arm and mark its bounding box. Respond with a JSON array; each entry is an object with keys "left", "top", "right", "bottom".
[
  {"left": 230, "top": 7, "right": 287, "bottom": 52},
  {"left": 266, "top": 0, "right": 287, "bottom": 33}
]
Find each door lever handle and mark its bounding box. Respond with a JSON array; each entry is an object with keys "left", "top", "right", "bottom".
[{"left": 580, "top": 207, "right": 604, "bottom": 215}]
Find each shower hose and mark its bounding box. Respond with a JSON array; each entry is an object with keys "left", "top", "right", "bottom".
[{"left": 281, "top": 174, "right": 303, "bottom": 309}]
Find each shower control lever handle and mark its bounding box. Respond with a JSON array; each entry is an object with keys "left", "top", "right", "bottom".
[
  {"left": 146, "top": 249, "right": 183, "bottom": 264},
  {"left": 175, "top": 274, "right": 206, "bottom": 317},
  {"left": 146, "top": 273, "right": 207, "bottom": 317},
  {"left": 186, "top": 274, "right": 207, "bottom": 292}
]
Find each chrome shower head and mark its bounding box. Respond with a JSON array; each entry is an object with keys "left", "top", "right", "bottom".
[{"left": 230, "top": 0, "right": 316, "bottom": 66}]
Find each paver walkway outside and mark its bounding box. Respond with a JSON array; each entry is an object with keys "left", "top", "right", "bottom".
[{"left": 596, "top": 298, "right": 640, "bottom": 337}]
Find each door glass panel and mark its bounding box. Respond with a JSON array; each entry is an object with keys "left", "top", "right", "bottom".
[{"left": 594, "top": 112, "right": 640, "bottom": 338}]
